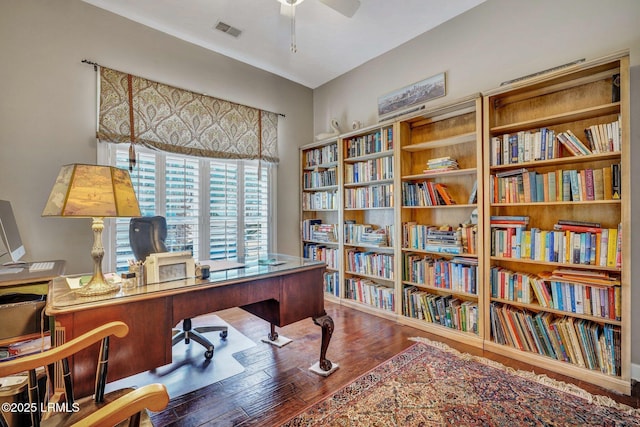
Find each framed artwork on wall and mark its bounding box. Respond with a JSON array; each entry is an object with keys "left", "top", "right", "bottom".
[{"left": 377, "top": 72, "right": 446, "bottom": 121}]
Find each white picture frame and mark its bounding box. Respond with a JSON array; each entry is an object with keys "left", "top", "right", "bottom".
[{"left": 145, "top": 251, "right": 195, "bottom": 284}]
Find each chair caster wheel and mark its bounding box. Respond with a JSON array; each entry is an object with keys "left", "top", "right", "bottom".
[
  {"left": 204, "top": 349, "right": 214, "bottom": 360},
  {"left": 220, "top": 330, "right": 228, "bottom": 339}
]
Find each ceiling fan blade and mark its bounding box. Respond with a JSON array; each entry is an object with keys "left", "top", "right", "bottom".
[{"left": 318, "top": 0, "right": 360, "bottom": 17}]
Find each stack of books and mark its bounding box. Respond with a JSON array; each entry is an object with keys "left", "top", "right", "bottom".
[{"left": 423, "top": 156, "right": 459, "bottom": 174}]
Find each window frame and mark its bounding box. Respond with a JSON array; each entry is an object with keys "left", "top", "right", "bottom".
[{"left": 97, "top": 142, "right": 277, "bottom": 272}]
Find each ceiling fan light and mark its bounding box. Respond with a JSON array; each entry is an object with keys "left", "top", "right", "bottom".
[{"left": 277, "top": 0, "right": 305, "bottom": 6}]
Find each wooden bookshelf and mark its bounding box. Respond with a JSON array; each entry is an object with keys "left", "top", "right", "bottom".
[
  {"left": 482, "top": 51, "right": 630, "bottom": 394},
  {"left": 299, "top": 51, "right": 630, "bottom": 395},
  {"left": 396, "top": 94, "right": 484, "bottom": 347},
  {"left": 300, "top": 138, "right": 341, "bottom": 299},
  {"left": 340, "top": 123, "right": 397, "bottom": 315}
]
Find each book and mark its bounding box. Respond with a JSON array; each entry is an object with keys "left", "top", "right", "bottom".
[{"left": 611, "top": 163, "right": 621, "bottom": 199}]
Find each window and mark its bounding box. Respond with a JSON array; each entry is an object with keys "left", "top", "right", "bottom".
[{"left": 99, "top": 144, "right": 275, "bottom": 272}]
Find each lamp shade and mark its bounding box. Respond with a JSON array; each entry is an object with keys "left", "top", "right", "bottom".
[{"left": 42, "top": 164, "right": 141, "bottom": 218}]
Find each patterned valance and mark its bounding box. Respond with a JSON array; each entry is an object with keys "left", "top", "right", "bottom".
[{"left": 97, "top": 67, "right": 279, "bottom": 163}]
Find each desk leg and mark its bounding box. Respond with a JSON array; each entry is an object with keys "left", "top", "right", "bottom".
[
  {"left": 268, "top": 324, "right": 278, "bottom": 341},
  {"left": 262, "top": 323, "right": 292, "bottom": 348},
  {"left": 312, "top": 314, "right": 334, "bottom": 372}
]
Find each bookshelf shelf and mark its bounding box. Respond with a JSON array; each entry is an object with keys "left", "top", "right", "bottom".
[
  {"left": 344, "top": 149, "right": 394, "bottom": 163},
  {"left": 490, "top": 298, "right": 622, "bottom": 326},
  {"left": 401, "top": 167, "right": 477, "bottom": 180},
  {"left": 489, "top": 152, "right": 621, "bottom": 171},
  {"left": 490, "top": 256, "right": 622, "bottom": 272},
  {"left": 491, "top": 199, "right": 621, "bottom": 207},
  {"left": 402, "top": 281, "right": 479, "bottom": 299},
  {"left": 402, "top": 204, "right": 476, "bottom": 209},
  {"left": 303, "top": 161, "right": 338, "bottom": 171},
  {"left": 489, "top": 103, "right": 620, "bottom": 135},
  {"left": 483, "top": 52, "right": 630, "bottom": 394},
  {"left": 402, "top": 247, "right": 478, "bottom": 258},
  {"left": 401, "top": 131, "right": 476, "bottom": 151},
  {"left": 302, "top": 184, "right": 338, "bottom": 192},
  {"left": 344, "top": 178, "right": 394, "bottom": 188},
  {"left": 400, "top": 316, "right": 483, "bottom": 347}
]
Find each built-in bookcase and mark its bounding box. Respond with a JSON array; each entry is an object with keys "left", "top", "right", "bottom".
[
  {"left": 300, "top": 138, "right": 341, "bottom": 301},
  {"left": 482, "top": 52, "right": 630, "bottom": 394},
  {"left": 396, "top": 94, "right": 484, "bottom": 347},
  {"left": 341, "top": 123, "right": 397, "bottom": 318},
  {"left": 299, "top": 51, "right": 631, "bottom": 395}
]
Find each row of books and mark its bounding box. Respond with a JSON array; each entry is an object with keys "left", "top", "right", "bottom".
[
  {"left": 303, "top": 243, "right": 339, "bottom": 270},
  {"left": 345, "top": 127, "right": 394, "bottom": 159},
  {"left": 303, "top": 167, "right": 337, "bottom": 189},
  {"left": 302, "top": 190, "right": 338, "bottom": 210},
  {"left": 301, "top": 219, "right": 339, "bottom": 242},
  {"left": 402, "top": 181, "right": 456, "bottom": 206},
  {"left": 402, "top": 222, "right": 477, "bottom": 255},
  {"left": 345, "top": 277, "right": 395, "bottom": 312},
  {"left": 344, "top": 156, "right": 393, "bottom": 184},
  {"left": 491, "top": 128, "right": 558, "bottom": 166},
  {"left": 344, "top": 184, "right": 394, "bottom": 209},
  {"left": 304, "top": 144, "right": 338, "bottom": 168},
  {"left": 490, "top": 164, "right": 621, "bottom": 203},
  {"left": 490, "top": 118, "right": 621, "bottom": 166},
  {"left": 490, "top": 303, "right": 620, "bottom": 376},
  {"left": 403, "top": 287, "right": 478, "bottom": 334},
  {"left": 344, "top": 222, "right": 393, "bottom": 247},
  {"left": 490, "top": 222, "right": 622, "bottom": 268},
  {"left": 345, "top": 249, "right": 394, "bottom": 279},
  {"left": 490, "top": 266, "right": 621, "bottom": 320},
  {"left": 403, "top": 254, "right": 478, "bottom": 295},
  {"left": 324, "top": 271, "right": 340, "bottom": 297}
]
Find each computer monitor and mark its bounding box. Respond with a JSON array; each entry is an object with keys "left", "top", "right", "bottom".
[{"left": 0, "top": 200, "right": 26, "bottom": 265}]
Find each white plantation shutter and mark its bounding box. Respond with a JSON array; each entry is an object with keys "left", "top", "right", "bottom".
[
  {"left": 243, "top": 163, "right": 269, "bottom": 260},
  {"left": 114, "top": 150, "right": 157, "bottom": 271},
  {"left": 103, "top": 144, "right": 273, "bottom": 272},
  {"left": 209, "top": 160, "right": 239, "bottom": 260},
  {"left": 165, "top": 156, "right": 200, "bottom": 258}
]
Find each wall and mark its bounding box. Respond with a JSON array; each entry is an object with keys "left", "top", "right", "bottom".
[
  {"left": 313, "top": 0, "right": 640, "bottom": 367},
  {"left": 0, "top": 0, "right": 312, "bottom": 274}
]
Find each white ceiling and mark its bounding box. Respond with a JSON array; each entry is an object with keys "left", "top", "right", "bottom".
[{"left": 83, "top": 0, "right": 486, "bottom": 89}]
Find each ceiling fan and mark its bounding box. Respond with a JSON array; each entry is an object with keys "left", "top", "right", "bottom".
[
  {"left": 277, "top": 0, "right": 361, "bottom": 52},
  {"left": 278, "top": 0, "right": 361, "bottom": 18}
]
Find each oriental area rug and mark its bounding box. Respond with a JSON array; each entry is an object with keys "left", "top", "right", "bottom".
[{"left": 282, "top": 337, "right": 640, "bottom": 426}]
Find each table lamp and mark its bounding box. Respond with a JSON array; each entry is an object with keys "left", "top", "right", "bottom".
[{"left": 42, "top": 164, "right": 141, "bottom": 296}]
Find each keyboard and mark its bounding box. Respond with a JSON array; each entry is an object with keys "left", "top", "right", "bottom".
[{"left": 29, "top": 261, "right": 55, "bottom": 272}]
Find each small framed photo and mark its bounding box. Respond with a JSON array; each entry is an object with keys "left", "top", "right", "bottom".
[{"left": 378, "top": 72, "right": 446, "bottom": 121}]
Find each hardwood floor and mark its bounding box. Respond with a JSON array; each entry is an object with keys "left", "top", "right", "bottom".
[{"left": 150, "top": 301, "right": 640, "bottom": 426}]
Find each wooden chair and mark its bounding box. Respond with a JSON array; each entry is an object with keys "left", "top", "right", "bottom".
[{"left": 0, "top": 321, "right": 169, "bottom": 427}]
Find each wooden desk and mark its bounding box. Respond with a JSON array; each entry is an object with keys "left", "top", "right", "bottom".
[{"left": 46, "top": 255, "right": 333, "bottom": 397}]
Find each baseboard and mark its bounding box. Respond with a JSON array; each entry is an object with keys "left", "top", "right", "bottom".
[{"left": 632, "top": 363, "right": 640, "bottom": 381}]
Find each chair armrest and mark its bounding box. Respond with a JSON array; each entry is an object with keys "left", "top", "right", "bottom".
[
  {"left": 0, "top": 321, "right": 129, "bottom": 377},
  {"left": 71, "top": 383, "right": 169, "bottom": 427}
]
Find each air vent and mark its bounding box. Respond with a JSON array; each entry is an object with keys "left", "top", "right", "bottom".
[{"left": 214, "top": 21, "right": 242, "bottom": 38}]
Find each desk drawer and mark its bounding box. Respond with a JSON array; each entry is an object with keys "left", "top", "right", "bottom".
[{"left": 0, "top": 295, "right": 47, "bottom": 340}]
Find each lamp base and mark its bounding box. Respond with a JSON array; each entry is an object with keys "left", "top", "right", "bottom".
[
  {"left": 76, "top": 217, "right": 119, "bottom": 297},
  {"left": 77, "top": 274, "right": 119, "bottom": 297}
]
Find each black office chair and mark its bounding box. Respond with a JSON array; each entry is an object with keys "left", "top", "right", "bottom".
[{"left": 129, "top": 216, "right": 228, "bottom": 360}]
